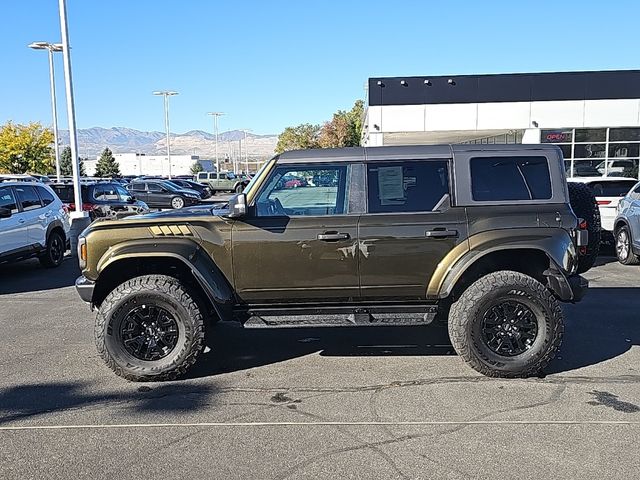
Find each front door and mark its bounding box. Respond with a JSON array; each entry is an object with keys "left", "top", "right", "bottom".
[
  {"left": 358, "top": 159, "right": 467, "bottom": 301},
  {"left": 232, "top": 162, "right": 359, "bottom": 303},
  {"left": 146, "top": 182, "right": 169, "bottom": 208},
  {"left": 13, "top": 184, "right": 45, "bottom": 247}
]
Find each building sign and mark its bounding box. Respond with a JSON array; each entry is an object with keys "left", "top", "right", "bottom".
[{"left": 541, "top": 130, "right": 573, "bottom": 143}]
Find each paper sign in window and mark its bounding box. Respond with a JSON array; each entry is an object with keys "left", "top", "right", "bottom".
[{"left": 377, "top": 166, "right": 405, "bottom": 205}]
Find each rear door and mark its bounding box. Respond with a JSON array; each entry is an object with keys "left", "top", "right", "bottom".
[
  {"left": 232, "top": 160, "right": 361, "bottom": 303},
  {"left": 0, "top": 187, "right": 23, "bottom": 255},
  {"left": 358, "top": 156, "right": 467, "bottom": 301},
  {"left": 14, "top": 184, "right": 45, "bottom": 247},
  {"left": 130, "top": 182, "right": 148, "bottom": 204}
]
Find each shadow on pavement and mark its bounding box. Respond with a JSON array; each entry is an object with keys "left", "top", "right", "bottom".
[
  {"left": 0, "top": 381, "right": 217, "bottom": 425},
  {"left": 0, "top": 257, "right": 79, "bottom": 295},
  {"left": 188, "top": 286, "right": 639, "bottom": 379}
]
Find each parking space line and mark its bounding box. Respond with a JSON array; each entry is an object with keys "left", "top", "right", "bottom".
[{"left": 1, "top": 420, "right": 639, "bottom": 432}]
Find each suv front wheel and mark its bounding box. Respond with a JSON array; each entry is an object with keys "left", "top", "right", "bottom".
[
  {"left": 95, "top": 275, "right": 205, "bottom": 381},
  {"left": 448, "top": 271, "right": 563, "bottom": 378}
]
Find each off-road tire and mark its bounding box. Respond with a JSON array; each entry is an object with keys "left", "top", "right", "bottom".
[
  {"left": 448, "top": 271, "right": 563, "bottom": 378},
  {"left": 615, "top": 225, "right": 640, "bottom": 265},
  {"left": 568, "top": 182, "right": 601, "bottom": 273},
  {"left": 39, "top": 230, "right": 65, "bottom": 268},
  {"left": 95, "top": 275, "right": 205, "bottom": 381},
  {"left": 171, "top": 196, "right": 185, "bottom": 209}
]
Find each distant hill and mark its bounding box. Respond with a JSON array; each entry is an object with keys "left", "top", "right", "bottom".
[{"left": 59, "top": 127, "right": 278, "bottom": 159}]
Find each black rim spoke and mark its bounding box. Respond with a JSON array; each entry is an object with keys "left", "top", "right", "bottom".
[
  {"left": 120, "top": 305, "right": 179, "bottom": 361},
  {"left": 480, "top": 300, "right": 539, "bottom": 357}
]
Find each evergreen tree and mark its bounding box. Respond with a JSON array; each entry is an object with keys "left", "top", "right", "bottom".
[
  {"left": 60, "top": 146, "right": 87, "bottom": 176},
  {"left": 94, "top": 147, "right": 121, "bottom": 177},
  {"left": 190, "top": 161, "right": 203, "bottom": 175}
]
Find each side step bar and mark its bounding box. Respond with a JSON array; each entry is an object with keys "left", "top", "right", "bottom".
[{"left": 242, "top": 305, "right": 438, "bottom": 329}]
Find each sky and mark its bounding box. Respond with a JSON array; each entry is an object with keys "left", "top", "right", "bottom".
[{"left": 2, "top": 0, "right": 640, "bottom": 136}]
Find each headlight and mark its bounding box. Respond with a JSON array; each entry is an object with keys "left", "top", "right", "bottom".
[{"left": 78, "top": 236, "right": 87, "bottom": 269}]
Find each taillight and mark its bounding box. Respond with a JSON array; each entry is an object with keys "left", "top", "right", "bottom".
[
  {"left": 82, "top": 203, "right": 97, "bottom": 212},
  {"left": 597, "top": 200, "right": 611, "bottom": 205},
  {"left": 579, "top": 219, "right": 587, "bottom": 230},
  {"left": 579, "top": 246, "right": 587, "bottom": 255}
]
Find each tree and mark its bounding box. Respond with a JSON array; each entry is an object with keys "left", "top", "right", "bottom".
[
  {"left": 94, "top": 147, "right": 121, "bottom": 177},
  {"left": 318, "top": 100, "right": 364, "bottom": 149},
  {"left": 0, "top": 121, "right": 54, "bottom": 174},
  {"left": 60, "top": 147, "right": 87, "bottom": 176},
  {"left": 190, "top": 161, "right": 203, "bottom": 175},
  {"left": 275, "top": 123, "right": 321, "bottom": 153}
]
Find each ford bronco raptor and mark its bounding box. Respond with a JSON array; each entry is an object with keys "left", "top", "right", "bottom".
[{"left": 75, "top": 144, "right": 589, "bottom": 380}]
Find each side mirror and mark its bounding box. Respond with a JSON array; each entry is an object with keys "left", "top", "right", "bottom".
[
  {"left": 0, "top": 207, "right": 12, "bottom": 219},
  {"left": 227, "top": 193, "right": 247, "bottom": 218}
]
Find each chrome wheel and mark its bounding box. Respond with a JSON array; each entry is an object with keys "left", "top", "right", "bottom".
[
  {"left": 617, "top": 229, "right": 630, "bottom": 261},
  {"left": 171, "top": 197, "right": 185, "bottom": 209}
]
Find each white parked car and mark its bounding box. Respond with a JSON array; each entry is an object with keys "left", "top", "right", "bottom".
[
  {"left": 614, "top": 181, "right": 640, "bottom": 265},
  {"left": 0, "top": 181, "right": 70, "bottom": 267},
  {"left": 567, "top": 177, "right": 638, "bottom": 233}
]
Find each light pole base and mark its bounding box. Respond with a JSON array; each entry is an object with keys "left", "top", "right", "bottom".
[{"left": 68, "top": 212, "right": 91, "bottom": 258}]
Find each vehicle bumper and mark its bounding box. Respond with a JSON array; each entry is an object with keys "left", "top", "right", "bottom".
[
  {"left": 544, "top": 269, "right": 588, "bottom": 303},
  {"left": 75, "top": 275, "right": 95, "bottom": 303}
]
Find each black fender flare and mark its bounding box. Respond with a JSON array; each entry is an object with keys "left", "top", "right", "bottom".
[
  {"left": 96, "top": 238, "right": 235, "bottom": 320},
  {"left": 46, "top": 219, "right": 66, "bottom": 241}
]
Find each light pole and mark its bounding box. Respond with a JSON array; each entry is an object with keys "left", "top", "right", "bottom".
[
  {"left": 153, "top": 91, "right": 178, "bottom": 178},
  {"left": 207, "top": 112, "right": 224, "bottom": 173},
  {"left": 242, "top": 129, "right": 252, "bottom": 173},
  {"left": 57, "top": 0, "right": 83, "bottom": 216},
  {"left": 28, "top": 41, "right": 63, "bottom": 182}
]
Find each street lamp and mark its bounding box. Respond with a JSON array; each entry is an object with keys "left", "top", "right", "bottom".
[
  {"left": 242, "top": 129, "right": 252, "bottom": 173},
  {"left": 28, "top": 41, "right": 63, "bottom": 182},
  {"left": 207, "top": 112, "right": 224, "bottom": 174},
  {"left": 153, "top": 91, "right": 178, "bottom": 178}
]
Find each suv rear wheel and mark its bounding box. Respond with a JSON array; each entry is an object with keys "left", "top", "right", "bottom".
[
  {"left": 95, "top": 275, "right": 205, "bottom": 381},
  {"left": 615, "top": 225, "right": 640, "bottom": 265},
  {"left": 39, "top": 230, "right": 65, "bottom": 268},
  {"left": 448, "top": 271, "right": 563, "bottom": 378}
]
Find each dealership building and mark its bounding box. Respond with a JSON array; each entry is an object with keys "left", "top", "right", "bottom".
[
  {"left": 362, "top": 70, "right": 640, "bottom": 179},
  {"left": 84, "top": 153, "right": 215, "bottom": 177}
]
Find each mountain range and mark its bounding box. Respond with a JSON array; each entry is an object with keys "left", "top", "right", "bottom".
[{"left": 58, "top": 127, "right": 278, "bottom": 159}]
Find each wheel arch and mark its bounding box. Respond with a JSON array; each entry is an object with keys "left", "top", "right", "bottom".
[
  {"left": 92, "top": 241, "right": 234, "bottom": 321},
  {"left": 46, "top": 219, "right": 66, "bottom": 242}
]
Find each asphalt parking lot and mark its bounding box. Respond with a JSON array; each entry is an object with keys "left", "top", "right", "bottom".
[{"left": 0, "top": 255, "right": 639, "bottom": 479}]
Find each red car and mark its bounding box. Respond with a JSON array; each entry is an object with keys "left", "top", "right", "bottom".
[{"left": 282, "top": 175, "right": 307, "bottom": 188}]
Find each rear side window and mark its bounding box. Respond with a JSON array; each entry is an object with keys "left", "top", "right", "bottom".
[
  {"left": 15, "top": 185, "right": 42, "bottom": 211},
  {"left": 0, "top": 187, "right": 18, "bottom": 213},
  {"left": 471, "top": 156, "right": 552, "bottom": 201},
  {"left": 37, "top": 187, "right": 56, "bottom": 206},
  {"left": 586, "top": 181, "right": 637, "bottom": 197},
  {"left": 367, "top": 161, "right": 449, "bottom": 213},
  {"left": 50, "top": 185, "right": 74, "bottom": 202},
  {"left": 130, "top": 183, "right": 146, "bottom": 192}
]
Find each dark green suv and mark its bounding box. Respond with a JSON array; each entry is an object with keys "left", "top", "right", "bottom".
[{"left": 75, "top": 144, "right": 589, "bottom": 380}]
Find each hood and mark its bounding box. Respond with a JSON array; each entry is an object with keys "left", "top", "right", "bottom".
[
  {"left": 175, "top": 188, "right": 201, "bottom": 196},
  {"left": 125, "top": 204, "right": 218, "bottom": 220}
]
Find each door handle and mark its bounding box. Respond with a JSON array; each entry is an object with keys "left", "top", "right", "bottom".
[
  {"left": 18, "top": 218, "right": 26, "bottom": 224},
  {"left": 317, "top": 232, "right": 350, "bottom": 242},
  {"left": 425, "top": 229, "right": 458, "bottom": 238}
]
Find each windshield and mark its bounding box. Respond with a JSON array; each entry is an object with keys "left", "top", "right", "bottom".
[{"left": 244, "top": 158, "right": 276, "bottom": 200}]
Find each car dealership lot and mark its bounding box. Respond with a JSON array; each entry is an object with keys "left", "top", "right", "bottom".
[{"left": 0, "top": 257, "right": 639, "bottom": 479}]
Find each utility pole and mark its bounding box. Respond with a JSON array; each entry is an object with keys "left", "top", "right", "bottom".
[
  {"left": 153, "top": 91, "right": 178, "bottom": 178},
  {"left": 207, "top": 112, "right": 224, "bottom": 173}
]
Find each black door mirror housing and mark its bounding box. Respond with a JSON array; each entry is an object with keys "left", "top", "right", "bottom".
[
  {"left": 227, "top": 193, "right": 247, "bottom": 218},
  {"left": 0, "top": 207, "right": 12, "bottom": 219}
]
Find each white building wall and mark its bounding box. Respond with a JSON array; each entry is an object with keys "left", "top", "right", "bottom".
[{"left": 84, "top": 154, "right": 212, "bottom": 177}]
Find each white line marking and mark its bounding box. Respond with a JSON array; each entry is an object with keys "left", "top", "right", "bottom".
[{"left": 0, "top": 420, "right": 638, "bottom": 432}]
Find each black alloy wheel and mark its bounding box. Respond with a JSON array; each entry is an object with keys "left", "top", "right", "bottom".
[
  {"left": 120, "top": 304, "right": 179, "bottom": 361},
  {"left": 480, "top": 300, "right": 538, "bottom": 357}
]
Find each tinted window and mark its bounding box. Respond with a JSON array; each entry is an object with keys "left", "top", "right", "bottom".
[
  {"left": 148, "top": 183, "right": 164, "bottom": 192},
  {"left": 50, "top": 185, "right": 74, "bottom": 202},
  {"left": 367, "top": 161, "right": 449, "bottom": 213},
  {"left": 93, "top": 185, "right": 120, "bottom": 201},
  {"left": 471, "top": 156, "right": 552, "bottom": 201},
  {"left": 256, "top": 165, "right": 348, "bottom": 216},
  {"left": 0, "top": 187, "right": 18, "bottom": 213},
  {"left": 130, "top": 183, "right": 146, "bottom": 192},
  {"left": 15, "top": 185, "right": 42, "bottom": 211},
  {"left": 37, "top": 187, "right": 56, "bottom": 206},
  {"left": 586, "top": 181, "right": 638, "bottom": 197}
]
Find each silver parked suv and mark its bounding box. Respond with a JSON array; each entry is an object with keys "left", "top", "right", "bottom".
[
  {"left": 0, "top": 181, "right": 70, "bottom": 267},
  {"left": 614, "top": 181, "right": 640, "bottom": 265}
]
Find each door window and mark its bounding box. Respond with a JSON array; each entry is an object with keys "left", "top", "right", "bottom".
[
  {"left": 93, "top": 185, "right": 120, "bottom": 201},
  {"left": 130, "top": 183, "right": 146, "bottom": 192},
  {"left": 366, "top": 161, "right": 449, "bottom": 213},
  {"left": 37, "top": 187, "right": 56, "bottom": 206},
  {"left": 0, "top": 187, "right": 18, "bottom": 214},
  {"left": 147, "top": 183, "right": 164, "bottom": 193},
  {"left": 15, "top": 185, "right": 42, "bottom": 211},
  {"left": 255, "top": 165, "right": 348, "bottom": 216}
]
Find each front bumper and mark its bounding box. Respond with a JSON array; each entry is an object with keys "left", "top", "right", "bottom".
[
  {"left": 75, "top": 275, "right": 95, "bottom": 303},
  {"left": 544, "top": 269, "right": 588, "bottom": 303}
]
